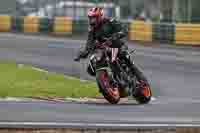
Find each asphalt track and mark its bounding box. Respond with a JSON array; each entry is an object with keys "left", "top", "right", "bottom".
[{"left": 0, "top": 33, "right": 200, "bottom": 128}]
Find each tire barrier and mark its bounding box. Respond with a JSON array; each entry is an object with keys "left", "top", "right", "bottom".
[
  {"left": 153, "top": 23, "right": 175, "bottom": 44},
  {"left": 0, "top": 15, "right": 12, "bottom": 32},
  {"left": 24, "top": 16, "right": 40, "bottom": 33},
  {"left": 129, "top": 20, "right": 152, "bottom": 42},
  {"left": 12, "top": 16, "right": 23, "bottom": 33},
  {"left": 39, "top": 17, "right": 53, "bottom": 33},
  {"left": 175, "top": 23, "right": 200, "bottom": 45},
  {"left": 129, "top": 20, "right": 200, "bottom": 45},
  {"left": 53, "top": 17, "right": 72, "bottom": 35},
  {"left": 72, "top": 20, "right": 88, "bottom": 35},
  {"left": 0, "top": 16, "right": 72, "bottom": 35},
  {"left": 0, "top": 15, "right": 200, "bottom": 46}
]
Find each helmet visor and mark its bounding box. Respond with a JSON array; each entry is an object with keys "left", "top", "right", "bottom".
[{"left": 88, "top": 16, "right": 98, "bottom": 26}]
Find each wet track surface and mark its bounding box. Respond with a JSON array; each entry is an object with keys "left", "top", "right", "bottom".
[{"left": 0, "top": 33, "right": 200, "bottom": 126}]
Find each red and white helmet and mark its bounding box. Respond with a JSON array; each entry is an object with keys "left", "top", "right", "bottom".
[{"left": 87, "top": 7, "right": 104, "bottom": 27}]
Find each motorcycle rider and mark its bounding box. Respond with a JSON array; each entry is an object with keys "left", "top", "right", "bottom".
[{"left": 74, "top": 7, "right": 145, "bottom": 82}]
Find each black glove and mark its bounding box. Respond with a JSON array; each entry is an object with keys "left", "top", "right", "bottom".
[
  {"left": 74, "top": 50, "right": 89, "bottom": 62},
  {"left": 74, "top": 52, "right": 82, "bottom": 62},
  {"left": 74, "top": 56, "right": 80, "bottom": 62}
]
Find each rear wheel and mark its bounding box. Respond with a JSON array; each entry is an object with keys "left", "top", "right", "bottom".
[{"left": 96, "top": 70, "right": 120, "bottom": 104}]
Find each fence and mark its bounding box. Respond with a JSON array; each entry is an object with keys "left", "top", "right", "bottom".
[
  {"left": 2, "top": 0, "right": 200, "bottom": 23},
  {"left": 16, "top": 0, "right": 115, "bottom": 20}
]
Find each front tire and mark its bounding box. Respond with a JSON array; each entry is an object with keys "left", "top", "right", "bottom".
[
  {"left": 134, "top": 80, "right": 152, "bottom": 104},
  {"left": 132, "top": 66, "right": 152, "bottom": 104},
  {"left": 96, "top": 70, "right": 120, "bottom": 104}
]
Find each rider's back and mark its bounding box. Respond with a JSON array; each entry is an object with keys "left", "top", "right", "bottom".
[{"left": 89, "top": 17, "right": 126, "bottom": 48}]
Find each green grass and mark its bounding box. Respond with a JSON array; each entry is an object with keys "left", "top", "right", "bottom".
[{"left": 0, "top": 61, "right": 100, "bottom": 98}]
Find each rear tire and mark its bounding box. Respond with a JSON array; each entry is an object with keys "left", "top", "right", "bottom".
[{"left": 96, "top": 70, "right": 120, "bottom": 104}]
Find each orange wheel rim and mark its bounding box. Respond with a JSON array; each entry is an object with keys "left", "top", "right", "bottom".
[
  {"left": 109, "top": 87, "right": 119, "bottom": 97},
  {"left": 143, "top": 86, "right": 151, "bottom": 97},
  {"left": 101, "top": 71, "right": 119, "bottom": 98}
]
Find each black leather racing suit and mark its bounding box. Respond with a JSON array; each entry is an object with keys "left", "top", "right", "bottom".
[{"left": 74, "top": 18, "right": 143, "bottom": 80}]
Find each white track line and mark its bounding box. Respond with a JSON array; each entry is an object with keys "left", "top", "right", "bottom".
[
  {"left": 0, "top": 33, "right": 83, "bottom": 43},
  {"left": 31, "top": 67, "right": 49, "bottom": 73},
  {"left": 0, "top": 122, "right": 199, "bottom": 128}
]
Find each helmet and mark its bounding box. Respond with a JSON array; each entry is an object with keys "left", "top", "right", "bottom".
[{"left": 87, "top": 7, "right": 104, "bottom": 27}]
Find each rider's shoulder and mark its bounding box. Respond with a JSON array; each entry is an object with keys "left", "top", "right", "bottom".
[
  {"left": 103, "top": 17, "right": 116, "bottom": 23},
  {"left": 107, "top": 17, "right": 121, "bottom": 25}
]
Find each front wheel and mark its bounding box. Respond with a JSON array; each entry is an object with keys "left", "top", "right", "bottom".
[
  {"left": 96, "top": 70, "right": 120, "bottom": 104},
  {"left": 132, "top": 66, "right": 152, "bottom": 104},
  {"left": 134, "top": 80, "right": 152, "bottom": 104}
]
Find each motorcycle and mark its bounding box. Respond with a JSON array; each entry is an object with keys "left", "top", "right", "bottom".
[{"left": 76, "top": 37, "right": 152, "bottom": 104}]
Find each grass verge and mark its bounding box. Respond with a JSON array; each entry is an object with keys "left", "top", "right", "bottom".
[{"left": 0, "top": 61, "right": 100, "bottom": 98}]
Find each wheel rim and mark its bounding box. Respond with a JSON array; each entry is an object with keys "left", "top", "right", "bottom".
[
  {"left": 100, "top": 71, "right": 119, "bottom": 98},
  {"left": 142, "top": 85, "right": 151, "bottom": 97},
  {"left": 135, "top": 81, "right": 151, "bottom": 98}
]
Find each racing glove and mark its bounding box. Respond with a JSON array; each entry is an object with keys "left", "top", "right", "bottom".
[{"left": 74, "top": 50, "right": 89, "bottom": 62}]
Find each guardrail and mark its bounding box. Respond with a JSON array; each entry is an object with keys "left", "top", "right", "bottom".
[{"left": 0, "top": 15, "right": 200, "bottom": 46}]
